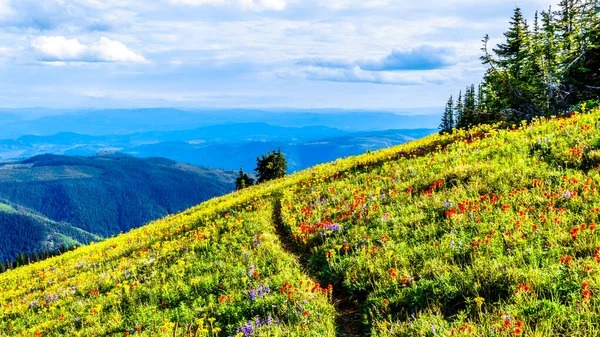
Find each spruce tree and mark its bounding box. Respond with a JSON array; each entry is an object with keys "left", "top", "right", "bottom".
[
  {"left": 494, "top": 7, "right": 530, "bottom": 78},
  {"left": 439, "top": 96, "right": 454, "bottom": 133},
  {"left": 235, "top": 167, "right": 254, "bottom": 190},
  {"left": 454, "top": 91, "right": 464, "bottom": 128}
]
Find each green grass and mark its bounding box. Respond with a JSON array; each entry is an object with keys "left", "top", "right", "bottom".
[{"left": 1, "top": 109, "right": 600, "bottom": 336}]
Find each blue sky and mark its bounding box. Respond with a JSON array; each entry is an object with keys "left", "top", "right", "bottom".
[{"left": 0, "top": 0, "right": 556, "bottom": 110}]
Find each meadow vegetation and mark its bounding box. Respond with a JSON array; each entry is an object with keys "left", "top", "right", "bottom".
[{"left": 1, "top": 107, "right": 600, "bottom": 336}]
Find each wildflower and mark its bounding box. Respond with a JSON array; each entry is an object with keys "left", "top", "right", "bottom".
[
  {"left": 303, "top": 310, "right": 309, "bottom": 316},
  {"left": 324, "top": 222, "right": 342, "bottom": 232},
  {"left": 583, "top": 289, "right": 592, "bottom": 301},
  {"left": 237, "top": 321, "right": 254, "bottom": 337}
]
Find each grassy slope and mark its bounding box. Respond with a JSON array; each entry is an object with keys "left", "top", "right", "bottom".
[{"left": 1, "top": 109, "right": 600, "bottom": 336}]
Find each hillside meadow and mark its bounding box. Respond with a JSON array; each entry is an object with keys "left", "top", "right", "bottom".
[{"left": 1, "top": 107, "right": 600, "bottom": 336}]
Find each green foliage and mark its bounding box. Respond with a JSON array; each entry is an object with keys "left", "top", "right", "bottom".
[
  {"left": 3, "top": 108, "right": 600, "bottom": 336},
  {"left": 0, "top": 154, "right": 236, "bottom": 261},
  {"left": 439, "top": 96, "right": 455, "bottom": 134},
  {"left": 255, "top": 149, "right": 287, "bottom": 184},
  {"left": 447, "top": 1, "right": 600, "bottom": 127},
  {"left": 235, "top": 168, "right": 254, "bottom": 191},
  {"left": 281, "top": 108, "right": 600, "bottom": 335}
]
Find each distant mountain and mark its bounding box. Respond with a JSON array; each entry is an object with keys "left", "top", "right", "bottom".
[
  {"left": 0, "top": 124, "right": 350, "bottom": 160},
  {"left": 125, "top": 128, "right": 437, "bottom": 171},
  {"left": 0, "top": 154, "right": 236, "bottom": 260},
  {"left": 0, "top": 108, "right": 441, "bottom": 138},
  {"left": 0, "top": 124, "right": 437, "bottom": 171}
]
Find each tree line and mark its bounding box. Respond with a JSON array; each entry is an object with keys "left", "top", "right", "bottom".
[
  {"left": 440, "top": 0, "right": 600, "bottom": 133},
  {"left": 1, "top": 245, "right": 76, "bottom": 273}
]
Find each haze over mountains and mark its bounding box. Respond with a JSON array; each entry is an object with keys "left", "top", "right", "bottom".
[
  {"left": 0, "top": 108, "right": 440, "bottom": 138},
  {"left": 0, "top": 108, "right": 438, "bottom": 171}
]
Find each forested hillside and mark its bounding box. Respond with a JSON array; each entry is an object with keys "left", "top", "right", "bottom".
[
  {"left": 0, "top": 154, "right": 236, "bottom": 262},
  {"left": 0, "top": 202, "right": 100, "bottom": 263},
  {"left": 1, "top": 107, "right": 600, "bottom": 336}
]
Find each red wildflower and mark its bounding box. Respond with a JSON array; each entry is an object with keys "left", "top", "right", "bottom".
[{"left": 583, "top": 288, "right": 592, "bottom": 301}]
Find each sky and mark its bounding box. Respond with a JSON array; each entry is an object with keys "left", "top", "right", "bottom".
[{"left": 0, "top": 0, "right": 557, "bottom": 110}]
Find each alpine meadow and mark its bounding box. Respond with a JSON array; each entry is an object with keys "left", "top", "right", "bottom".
[{"left": 1, "top": 0, "right": 600, "bottom": 336}]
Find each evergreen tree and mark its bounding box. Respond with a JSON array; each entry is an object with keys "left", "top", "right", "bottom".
[
  {"left": 440, "top": 2, "right": 599, "bottom": 129},
  {"left": 494, "top": 7, "right": 530, "bottom": 77},
  {"left": 235, "top": 168, "right": 254, "bottom": 190},
  {"left": 439, "top": 96, "right": 454, "bottom": 133},
  {"left": 454, "top": 91, "right": 464, "bottom": 127},
  {"left": 255, "top": 149, "right": 287, "bottom": 184},
  {"left": 541, "top": 7, "right": 560, "bottom": 112}
]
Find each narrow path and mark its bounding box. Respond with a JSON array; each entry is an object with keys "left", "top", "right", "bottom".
[{"left": 271, "top": 195, "right": 364, "bottom": 337}]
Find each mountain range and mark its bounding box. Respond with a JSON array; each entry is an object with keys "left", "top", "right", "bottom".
[
  {"left": 0, "top": 122, "right": 436, "bottom": 171},
  {"left": 0, "top": 108, "right": 441, "bottom": 138}
]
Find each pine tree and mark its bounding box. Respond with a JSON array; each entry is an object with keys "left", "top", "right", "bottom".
[
  {"left": 440, "top": 1, "right": 599, "bottom": 129},
  {"left": 255, "top": 149, "right": 287, "bottom": 184},
  {"left": 454, "top": 91, "right": 464, "bottom": 128},
  {"left": 555, "top": 0, "right": 580, "bottom": 59},
  {"left": 439, "top": 96, "right": 454, "bottom": 133},
  {"left": 235, "top": 167, "right": 254, "bottom": 190},
  {"left": 494, "top": 7, "right": 530, "bottom": 78},
  {"left": 541, "top": 7, "right": 560, "bottom": 112}
]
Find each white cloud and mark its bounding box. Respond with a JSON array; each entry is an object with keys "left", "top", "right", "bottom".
[
  {"left": 0, "top": 0, "right": 13, "bottom": 18},
  {"left": 31, "top": 36, "right": 145, "bottom": 63},
  {"left": 323, "top": 0, "right": 389, "bottom": 10},
  {"left": 302, "top": 66, "right": 452, "bottom": 85},
  {"left": 169, "top": 0, "right": 287, "bottom": 11}
]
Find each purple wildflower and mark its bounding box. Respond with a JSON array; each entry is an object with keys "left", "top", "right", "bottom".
[{"left": 237, "top": 321, "right": 254, "bottom": 337}]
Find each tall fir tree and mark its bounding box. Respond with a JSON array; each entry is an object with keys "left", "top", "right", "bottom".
[
  {"left": 439, "top": 96, "right": 454, "bottom": 133},
  {"left": 454, "top": 91, "right": 464, "bottom": 128}
]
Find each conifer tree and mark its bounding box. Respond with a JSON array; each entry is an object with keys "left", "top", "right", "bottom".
[
  {"left": 235, "top": 167, "right": 254, "bottom": 190},
  {"left": 255, "top": 149, "right": 287, "bottom": 184},
  {"left": 439, "top": 96, "right": 454, "bottom": 133},
  {"left": 440, "top": 2, "right": 599, "bottom": 129}
]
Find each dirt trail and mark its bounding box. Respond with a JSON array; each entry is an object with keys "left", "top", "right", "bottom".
[{"left": 271, "top": 195, "right": 364, "bottom": 337}]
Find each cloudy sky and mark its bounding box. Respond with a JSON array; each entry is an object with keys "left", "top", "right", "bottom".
[{"left": 0, "top": 0, "right": 555, "bottom": 110}]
